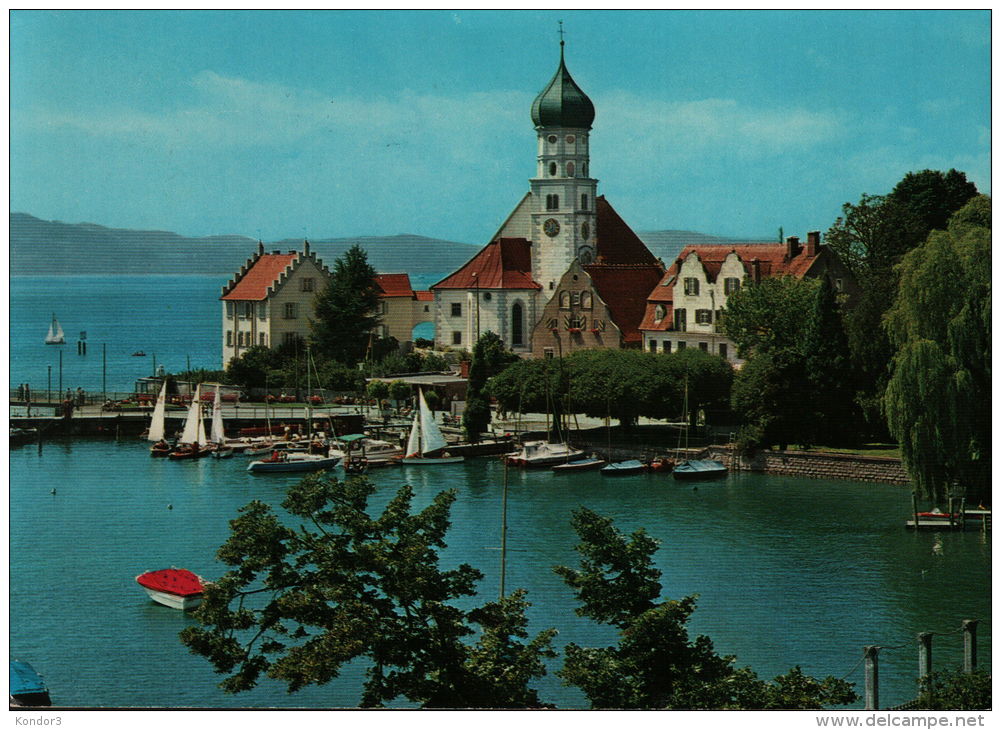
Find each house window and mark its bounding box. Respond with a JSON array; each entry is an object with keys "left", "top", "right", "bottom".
[
  {"left": 549, "top": 281, "right": 555, "bottom": 290},
  {"left": 684, "top": 278, "right": 700, "bottom": 296},
  {"left": 677, "top": 341, "right": 687, "bottom": 350},
  {"left": 258, "top": 302, "right": 267, "bottom": 320},
  {"left": 724, "top": 277, "right": 741, "bottom": 295},
  {"left": 581, "top": 194, "right": 588, "bottom": 210},
  {"left": 566, "top": 314, "right": 587, "bottom": 330},
  {"left": 284, "top": 302, "right": 298, "bottom": 319},
  {"left": 560, "top": 292, "right": 570, "bottom": 309},
  {"left": 226, "top": 302, "right": 234, "bottom": 319},
  {"left": 654, "top": 304, "right": 666, "bottom": 323},
  {"left": 283, "top": 332, "right": 298, "bottom": 347},
  {"left": 581, "top": 292, "right": 592, "bottom": 309},
  {"left": 664, "top": 341, "right": 672, "bottom": 354},
  {"left": 301, "top": 277, "right": 314, "bottom": 292},
  {"left": 543, "top": 348, "right": 554, "bottom": 359},
  {"left": 699, "top": 342, "right": 709, "bottom": 351},
  {"left": 649, "top": 340, "right": 658, "bottom": 353},
  {"left": 237, "top": 331, "right": 244, "bottom": 346},
  {"left": 549, "top": 162, "right": 557, "bottom": 176},
  {"left": 696, "top": 309, "right": 713, "bottom": 325},
  {"left": 674, "top": 309, "right": 687, "bottom": 332},
  {"left": 452, "top": 331, "right": 462, "bottom": 345},
  {"left": 423, "top": 305, "right": 429, "bottom": 312},
  {"left": 451, "top": 302, "right": 462, "bottom": 317},
  {"left": 719, "top": 343, "right": 728, "bottom": 359},
  {"left": 260, "top": 333, "right": 267, "bottom": 346},
  {"left": 483, "top": 292, "right": 492, "bottom": 302},
  {"left": 571, "top": 291, "right": 581, "bottom": 306},
  {"left": 512, "top": 302, "right": 524, "bottom": 346},
  {"left": 226, "top": 330, "right": 233, "bottom": 347}
]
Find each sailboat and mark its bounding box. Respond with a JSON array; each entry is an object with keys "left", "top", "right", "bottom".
[
  {"left": 148, "top": 381, "right": 172, "bottom": 457},
  {"left": 209, "top": 386, "right": 233, "bottom": 458},
  {"left": 44, "top": 315, "right": 65, "bottom": 345},
  {"left": 400, "top": 389, "right": 464, "bottom": 465},
  {"left": 169, "top": 384, "right": 211, "bottom": 460},
  {"left": 672, "top": 377, "right": 726, "bottom": 481}
]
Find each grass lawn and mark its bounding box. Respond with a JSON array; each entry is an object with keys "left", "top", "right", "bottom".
[{"left": 796, "top": 443, "right": 901, "bottom": 459}]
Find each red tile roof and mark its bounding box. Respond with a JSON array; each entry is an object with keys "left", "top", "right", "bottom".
[
  {"left": 585, "top": 263, "right": 665, "bottom": 344},
  {"left": 415, "top": 290, "right": 433, "bottom": 302},
  {"left": 432, "top": 237, "right": 540, "bottom": 291},
  {"left": 639, "top": 301, "right": 674, "bottom": 332},
  {"left": 595, "top": 197, "right": 660, "bottom": 266},
  {"left": 375, "top": 273, "right": 414, "bottom": 298},
  {"left": 221, "top": 253, "right": 298, "bottom": 301}
]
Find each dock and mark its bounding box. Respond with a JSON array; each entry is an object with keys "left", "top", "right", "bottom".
[{"left": 905, "top": 510, "right": 991, "bottom": 531}]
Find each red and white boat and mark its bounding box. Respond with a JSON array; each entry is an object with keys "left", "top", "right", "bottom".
[
  {"left": 505, "top": 440, "right": 586, "bottom": 468},
  {"left": 135, "top": 568, "right": 207, "bottom": 610}
]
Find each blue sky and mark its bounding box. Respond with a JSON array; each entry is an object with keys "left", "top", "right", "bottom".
[{"left": 10, "top": 10, "right": 990, "bottom": 243}]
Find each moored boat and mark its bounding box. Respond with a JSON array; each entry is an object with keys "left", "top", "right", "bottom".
[
  {"left": 601, "top": 459, "right": 648, "bottom": 476},
  {"left": 136, "top": 568, "right": 206, "bottom": 610},
  {"left": 169, "top": 384, "right": 210, "bottom": 460},
  {"left": 247, "top": 451, "right": 341, "bottom": 473},
  {"left": 398, "top": 389, "right": 464, "bottom": 465},
  {"left": 10, "top": 660, "right": 51, "bottom": 707},
  {"left": 506, "top": 440, "right": 586, "bottom": 468},
  {"left": 552, "top": 456, "right": 606, "bottom": 473},
  {"left": 672, "top": 458, "right": 727, "bottom": 480},
  {"left": 147, "top": 381, "right": 172, "bottom": 457}
]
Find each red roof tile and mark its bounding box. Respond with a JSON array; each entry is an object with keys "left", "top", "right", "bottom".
[
  {"left": 415, "top": 290, "right": 433, "bottom": 302},
  {"left": 595, "top": 197, "right": 660, "bottom": 266},
  {"left": 585, "top": 263, "right": 665, "bottom": 344},
  {"left": 375, "top": 273, "right": 414, "bottom": 298},
  {"left": 221, "top": 253, "right": 298, "bottom": 301},
  {"left": 432, "top": 238, "right": 541, "bottom": 291},
  {"left": 639, "top": 301, "right": 674, "bottom": 332}
]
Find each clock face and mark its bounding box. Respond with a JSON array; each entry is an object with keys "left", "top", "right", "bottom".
[
  {"left": 543, "top": 218, "right": 560, "bottom": 237},
  {"left": 581, "top": 222, "right": 590, "bottom": 240}
]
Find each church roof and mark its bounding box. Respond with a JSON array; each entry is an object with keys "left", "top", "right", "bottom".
[
  {"left": 374, "top": 273, "right": 415, "bottom": 298},
  {"left": 594, "top": 196, "right": 661, "bottom": 266},
  {"left": 221, "top": 253, "right": 298, "bottom": 301},
  {"left": 431, "top": 237, "right": 541, "bottom": 291},
  {"left": 530, "top": 43, "right": 595, "bottom": 130},
  {"left": 585, "top": 263, "right": 666, "bottom": 344}
]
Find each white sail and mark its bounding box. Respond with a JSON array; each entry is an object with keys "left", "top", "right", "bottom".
[
  {"left": 405, "top": 411, "right": 421, "bottom": 457},
  {"left": 45, "top": 315, "right": 65, "bottom": 344},
  {"left": 210, "top": 386, "right": 225, "bottom": 444},
  {"left": 180, "top": 385, "right": 202, "bottom": 444},
  {"left": 147, "top": 381, "right": 168, "bottom": 442},
  {"left": 197, "top": 394, "right": 208, "bottom": 445},
  {"left": 418, "top": 389, "right": 447, "bottom": 455}
]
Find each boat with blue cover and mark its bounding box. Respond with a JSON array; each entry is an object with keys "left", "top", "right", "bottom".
[
  {"left": 10, "top": 660, "right": 51, "bottom": 706},
  {"left": 552, "top": 456, "right": 606, "bottom": 473},
  {"left": 672, "top": 458, "right": 727, "bottom": 480},
  {"left": 601, "top": 459, "right": 647, "bottom": 476}
]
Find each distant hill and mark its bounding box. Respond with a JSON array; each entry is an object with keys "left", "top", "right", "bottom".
[
  {"left": 9, "top": 213, "right": 481, "bottom": 277},
  {"left": 10, "top": 212, "right": 772, "bottom": 278},
  {"left": 636, "top": 230, "right": 774, "bottom": 267}
]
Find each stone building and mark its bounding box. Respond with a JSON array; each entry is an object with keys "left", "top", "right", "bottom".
[
  {"left": 638, "top": 232, "right": 856, "bottom": 365},
  {"left": 431, "top": 40, "right": 663, "bottom": 355}
]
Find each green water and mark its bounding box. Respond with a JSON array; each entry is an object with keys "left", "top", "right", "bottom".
[{"left": 9, "top": 438, "right": 990, "bottom": 708}]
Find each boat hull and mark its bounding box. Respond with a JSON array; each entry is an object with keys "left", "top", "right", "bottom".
[
  {"left": 672, "top": 459, "right": 727, "bottom": 480},
  {"left": 141, "top": 586, "right": 203, "bottom": 611},
  {"left": 400, "top": 455, "right": 465, "bottom": 465},
  {"left": 247, "top": 455, "right": 340, "bottom": 473},
  {"left": 167, "top": 447, "right": 212, "bottom": 460},
  {"left": 136, "top": 569, "right": 205, "bottom": 610},
  {"left": 552, "top": 458, "right": 606, "bottom": 473},
  {"left": 505, "top": 442, "right": 588, "bottom": 468}
]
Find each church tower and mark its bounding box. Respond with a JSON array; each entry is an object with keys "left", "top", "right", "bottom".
[{"left": 529, "top": 38, "right": 598, "bottom": 292}]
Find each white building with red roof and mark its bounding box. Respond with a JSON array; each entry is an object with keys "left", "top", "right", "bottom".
[
  {"left": 219, "top": 240, "right": 330, "bottom": 366},
  {"left": 639, "top": 233, "right": 855, "bottom": 364},
  {"left": 373, "top": 273, "right": 434, "bottom": 343},
  {"left": 430, "top": 40, "right": 663, "bottom": 354}
]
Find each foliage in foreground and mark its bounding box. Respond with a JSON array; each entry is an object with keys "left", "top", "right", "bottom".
[
  {"left": 554, "top": 508, "right": 859, "bottom": 709},
  {"left": 917, "top": 670, "right": 991, "bottom": 710},
  {"left": 180, "top": 475, "right": 555, "bottom": 708}
]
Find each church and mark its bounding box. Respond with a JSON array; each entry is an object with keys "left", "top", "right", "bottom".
[{"left": 431, "top": 40, "right": 664, "bottom": 356}]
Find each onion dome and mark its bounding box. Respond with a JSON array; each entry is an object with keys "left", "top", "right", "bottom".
[{"left": 531, "top": 42, "right": 595, "bottom": 130}]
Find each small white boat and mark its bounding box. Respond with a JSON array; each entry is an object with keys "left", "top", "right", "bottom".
[
  {"left": 44, "top": 314, "right": 65, "bottom": 345},
  {"left": 506, "top": 440, "right": 586, "bottom": 468},
  {"left": 247, "top": 452, "right": 341, "bottom": 473},
  {"left": 328, "top": 438, "right": 403, "bottom": 461},
  {"left": 136, "top": 568, "right": 206, "bottom": 610},
  {"left": 399, "top": 389, "right": 464, "bottom": 465}
]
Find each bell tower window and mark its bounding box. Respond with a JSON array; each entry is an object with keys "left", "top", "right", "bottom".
[
  {"left": 546, "top": 194, "right": 560, "bottom": 211},
  {"left": 549, "top": 162, "right": 557, "bottom": 176},
  {"left": 566, "top": 161, "right": 575, "bottom": 177},
  {"left": 581, "top": 194, "right": 588, "bottom": 210}
]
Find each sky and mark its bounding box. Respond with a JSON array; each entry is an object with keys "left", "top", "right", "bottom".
[{"left": 9, "top": 9, "right": 991, "bottom": 243}]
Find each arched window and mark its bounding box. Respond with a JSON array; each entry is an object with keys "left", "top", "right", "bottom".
[
  {"left": 566, "top": 161, "right": 575, "bottom": 177},
  {"left": 654, "top": 304, "right": 666, "bottom": 323},
  {"left": 560, "top": 292, "right": 570, "bottom": 309},
  {"left": 581, "top": 292, "right": 592, "bottom": 309},
  {"left": 549, "top": 162, "right": 557, "bottom": 177},
  {"left": 511, "top": 302, "right": 524, "bottom": 346}
]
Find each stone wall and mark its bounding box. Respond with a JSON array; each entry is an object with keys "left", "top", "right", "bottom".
[{"left": 705, "top": 445, "right": 910, "bottom": 485}]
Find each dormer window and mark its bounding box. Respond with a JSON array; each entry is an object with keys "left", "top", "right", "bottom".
[{"left": 654, "top": 304, "right": 666, "bottom": 323}]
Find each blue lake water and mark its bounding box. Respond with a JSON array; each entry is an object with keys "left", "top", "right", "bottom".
[
  {"left": 8, "top": 439, "right": 991, "bottom": 709},
  {"left": 8, "top": 275, "right": 992, "bottom": 709}
]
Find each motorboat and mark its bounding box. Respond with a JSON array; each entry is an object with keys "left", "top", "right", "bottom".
[
  {"left": 10, "top": 660, "right": 51, "bottom": 706},
  {"left": 136, "top": 568, "right": 206, "bottom": 610},
  {"left": 329, "top": 437, "right": 403, "bottom": 461},
  {"left": 672, "top": 459, "right": 727, "bottom": 480},
  {"left": 505, "top": 440, "right": 586, "bottom": 468},
  {"left": 247, "top": 451, "right": 341, "bottom": 474},
  {"left": 552, "top": 456, "right": 606, "bottom": 473},
  {"left": 398, "top": 389, "right": 464, "bottom": 465},
  {"left": 211, "top": 447, "right": 235, "bottom": 459},
  {"left": 601, "top": 459, "right": 648, "bottom": 476}
]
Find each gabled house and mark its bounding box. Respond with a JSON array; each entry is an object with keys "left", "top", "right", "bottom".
[
  {"left": 373, "top": 273, "right": 434, "bottom": 344},
  {"left": 639, "top": 232, "right": 855, "bottom": 364}
]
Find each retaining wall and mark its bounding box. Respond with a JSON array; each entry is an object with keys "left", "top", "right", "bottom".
[{"left": 705, "top": 446, "right": 910, "bottom": 485}]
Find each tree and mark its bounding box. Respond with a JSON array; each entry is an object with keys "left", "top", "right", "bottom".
[
  {"left": 719, "top": 277, "right": 819, "bottom": 359},
  {"left": 889, "top": 169, "right": 978, "bottom": 240},
  {"left": 366, "top": 380, "right": 389, "bottom": 404},
  {"left": 225, "top": 345, "right": 284, "bottom": 390},
  {"left": 485, "top": 358, "right": 568, "bottom": 439},
  {"left": 388, "top": 379, "right": 411, "bottom": 409},
  {"left": 553, "top": 508, "right": 858, "bottom": 709},
  {"left": 311, "top": 245, "right": 382, "bottom": 366},
  {"left": 731, "top": 349, "right": 811, "bottom": 452},
  {"left": 917, "top": 670, "right": 991, "bottom": 710},
  {"left": 180, "top": 475, "right": 556, "bottom": 707},
  {"left": 883, "top": 196, "right": 991, "bottom": 505},
  {"left": 464, "top": 332, "right": 519, "bottom": 443}
]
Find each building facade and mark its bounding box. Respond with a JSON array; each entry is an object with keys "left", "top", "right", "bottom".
[
  {"left": 431, "top": 41, "right": 663, "bottom": 355},
  {"left": 373, "top": 273, "right": 434, "bottom": 343},
  {"left": 639, "top": 232, "right": 856, "bottom": 364}
]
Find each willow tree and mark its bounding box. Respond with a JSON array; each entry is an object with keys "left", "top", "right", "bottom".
[{"left": 883, "top": 196, "right": 991, "bottom": 505}]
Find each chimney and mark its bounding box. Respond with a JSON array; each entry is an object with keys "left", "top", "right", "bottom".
[
  {"left": 785, "top": 236, "right": 800, "bottom": 259},
  {"left": 257, "top": 240, "right": 264, "bottom": 256},
  {"left": 806, "top": 230, "right": 821, "bottom": 257},
  {"left": 751, "top": 258, "right": 761, "bottom": 284}
]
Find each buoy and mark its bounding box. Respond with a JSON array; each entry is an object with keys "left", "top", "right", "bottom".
[
  {"left": 167, "top": 504, "right": 173, "bottom": 510},
  {"left": 50, "top": 488, "right": 56, "bottom": 495}
]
